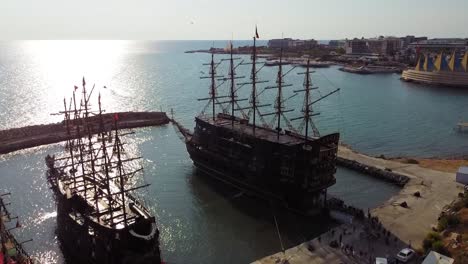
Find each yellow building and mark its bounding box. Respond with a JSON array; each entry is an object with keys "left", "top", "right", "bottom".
[{"left": 401, "top": 52, "right": 468, "bottom": 87}]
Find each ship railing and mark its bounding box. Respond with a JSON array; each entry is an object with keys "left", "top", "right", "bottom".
[{"left": 1, "top": 223, "right": 33, "bottom": 263}]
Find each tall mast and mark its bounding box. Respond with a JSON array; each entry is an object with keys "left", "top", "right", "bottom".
[
  {"left": 199, "top": 49, "right": 226, "bottom": 120},
  {"left": 73, "top": 91, "right": 79, "bottom": 124},
  {"left": 113, "top": 115, "right": 127, "bottom": 227},
  {"left": 82, "top": 77, "right": 89, "bottom": 119},
  {"left": 292, "top": 60, "right": 340, "bottom": 140},
  {"left": 229, "top": 44, "right": 235, "bottom": 127},
  {"left": 304, "top": 60, "right": 311, "bottom": 141},
  {"left": 70, "top": 93, "right": 79, "bottom": 190},
  {"left": 275, "top": 47, "right": 284, "bottom": 140},
  {"left": 216, "top": 42, "right": 246, "bottom": 125},
  {"left": 261, "top": 38, "right": 295, "bottom": 136},
  {"left": 210, "top": 53, "right": 216, "bottom": 121},
  {"left": 87, "top": 125, "right": 100, "bottom": 213},
  {"left": 64, "top": 98, "right": 71, "bottom": 138},
  {"left": 76, "top": 120, "right": 87, "bottom": 198},
  {"left": 251, "top": 36, "right": 257, "bottom": 135},
  {"left": 98, "top": 93, "right": 114, "bottom": 224},
  {"left": 236, "top": 26, "right": 270, "bottom": 134}
]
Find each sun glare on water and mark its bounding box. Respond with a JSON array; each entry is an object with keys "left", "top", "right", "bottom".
[{"left": 22, "top": 40, "right": 129, "bottom": 117}]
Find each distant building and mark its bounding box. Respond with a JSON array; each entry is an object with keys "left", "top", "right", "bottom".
[
  {"left": 367, "top": 38, "right": 385, "bottom": 54},
  {"left": 268, "top": 38, "right": 293, "bottom": 48},
  {"left": 345, "top": 38, "right": 370, "bottom": 54},
  {"left": 268, "top": 38, "right": 317, "bottom": 49},
  {"left": 328, "top": 40, "right": 346, "bottom": 49},
  {"left": 400, "top": 35, "right": 428, "bottom": 49},
  {"left": 292, "top": 39, "right": 318, "bottom": 49},
  {"left": 408, "top": 38, "right": 468, "bottom": 51},
  {"left": 385, "top": 38, "right": 403, "bottom": 55},
  {"left": 346, "top": 37, "right": 402, "bottom": 55}
]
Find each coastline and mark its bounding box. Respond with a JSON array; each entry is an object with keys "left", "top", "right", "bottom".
[
  {"left": 252, "top": 146, "right": 464, "bottom": 263},
  {"left": 338, "top": 145, "right": 463, "bottom": 246},
  {"left": 390, "top": 157, "right": 468, "bottom": 173}
]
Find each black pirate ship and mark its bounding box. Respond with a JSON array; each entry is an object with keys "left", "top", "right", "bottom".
[
  {"left": 1, "top": 193, "right": 35, "bottom": 264},
  {"left": 45, "top": 80, "right": 160, "bottom": 264},
  {"left": 183, "top": 29, "right": 340, "bottom": 214}
]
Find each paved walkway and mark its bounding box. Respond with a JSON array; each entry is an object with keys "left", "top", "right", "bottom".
[
  {"left": 252, "top": 220, "right": 412, "bottom": 264},
  {"left": 338, "top": 146, "right": 464, "bottom": 247},
  {"left": 253, "top": 146, "right": 464, "bottom": 264}
]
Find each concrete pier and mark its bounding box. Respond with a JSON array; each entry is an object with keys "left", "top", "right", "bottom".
[
  {"left": 252, "top": 220, "right": 412, "bottom": 264},
  {"left": 0, "top": 111, "right": 170, "bottom": 154},
  {"left": 337, "top": 156, "right": 409, "bottom": 186},
  {"left": 338, "top": 145, "right": 463, "bottom": 247},
  {"left": 252, "top": 146, "right": 463, "bottom": 263}
]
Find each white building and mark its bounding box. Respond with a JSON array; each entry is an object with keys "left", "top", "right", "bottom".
[
  {"left": 421, "top": 251, "right": 454, "bottom": 264},
  {"left": 456, "top": 166, "right": 468, "bottom": 185}
]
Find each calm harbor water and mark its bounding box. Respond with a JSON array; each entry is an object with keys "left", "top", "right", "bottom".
[{"left": 0, "top": 40, "right": 463, "bottom": 263}]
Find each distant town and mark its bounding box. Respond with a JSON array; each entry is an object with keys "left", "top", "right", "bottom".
[{"left": 187, "top": 36, "right": 468, "bottom": 67}]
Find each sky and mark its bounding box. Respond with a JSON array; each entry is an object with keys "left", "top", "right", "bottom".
[{"left": 1, "top": 0, "right": 468, "bottom": 40}]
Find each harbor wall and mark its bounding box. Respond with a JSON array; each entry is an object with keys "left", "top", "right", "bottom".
[
  {"left": 0, "top": 111, "right": 170, "bottom": 155},
  {"left": 336, "top": 156, "right": 410, "bottom": 186}
]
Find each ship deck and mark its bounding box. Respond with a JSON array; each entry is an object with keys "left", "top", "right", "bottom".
[
  {"left": 52, "top": 140, "right": 151, "bottom": 230},
  {"left": 198, "top": 114, "right": 318, "bottom": 146},
  {"left": 58, "top": 173, "right": 141, "bottom": 229}
]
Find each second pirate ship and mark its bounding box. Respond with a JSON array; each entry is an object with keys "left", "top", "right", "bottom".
[
  {"left": 45, "top": 80, "right": 161, "bottom": 263},
  {"left": 184, "top": 29, "right": 340, "bottom": 214}
]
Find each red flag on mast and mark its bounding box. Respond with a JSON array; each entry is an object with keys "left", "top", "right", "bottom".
[
  {"left": 255, "top": 26, "right": 259, "bottom": 39},
  {"left": 82, "top": 77, "right": 86, "bottom": 86},
  {"left": 114, "top": 113, "right": 119, "bottom": 121}
]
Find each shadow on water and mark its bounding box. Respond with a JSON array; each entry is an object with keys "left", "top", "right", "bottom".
[
  {"left": 402, "top": 80, "right": 468, "bottom": 95},
  {"left": 189, "top": 168, "right": 336, "bottom": 249}
]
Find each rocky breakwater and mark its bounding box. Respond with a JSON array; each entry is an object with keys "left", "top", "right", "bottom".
[
  {"left": 337, "top": 157, "right": 410, "bottom": 187},
  {"left": 338, "top": 145, "right": 464, "bottom": 247},
  {"left": 0, "top": 111, "right": 170, "bottom": 155}
]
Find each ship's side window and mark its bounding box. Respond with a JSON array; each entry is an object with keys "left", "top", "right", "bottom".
[{"left": 280, "top": 158, "right": 293, "bottom": 178}]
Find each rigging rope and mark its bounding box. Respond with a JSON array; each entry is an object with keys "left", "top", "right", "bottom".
[
  {"left": 270, "top": 202, "right": 285, "bottom": 254},
  {"left": 316, "top": 70, "right": 346, "bottom": 138}
]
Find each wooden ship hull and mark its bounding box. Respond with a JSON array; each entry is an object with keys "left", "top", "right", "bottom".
[
  {"left": 185, "top": 114, "right": 339, "bottom": 214},
  {"left": 44, "top": 78, "right": 161, "bottom": 264},
  {"left": 46, "top": 156, "right": 161, "bottom": 264},
  {"left": 183, "top": 29, "right": 341, "bottom": 215},
  {"left": 1, "top": 193, "right": 35, "bottom": 264}
]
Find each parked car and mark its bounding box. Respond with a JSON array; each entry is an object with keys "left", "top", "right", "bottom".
[
  {"left": 375, "top": 257, "right": 388, "bottom": 264},
  {"left": 396, "top": 248, "right": 415, "bottom": 262}
]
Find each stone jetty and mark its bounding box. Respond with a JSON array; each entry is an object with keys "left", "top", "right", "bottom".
[
  {"left": 252, "top": 146, "right": 464, "bottom": 263},
  {"left": 338, "top": 145, "right": 463, "bottom": 247},
  {"left": 337, "top": 156, "right": 410, "bottom": 186},
  {"left": 0, "top": 111, "right": 170, "bottom": 154}
]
